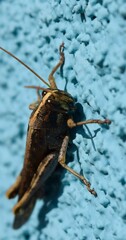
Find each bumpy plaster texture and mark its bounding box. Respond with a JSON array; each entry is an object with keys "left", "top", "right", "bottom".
[{"left": 0, "top": 0, "right": 126, "bottom": 239}]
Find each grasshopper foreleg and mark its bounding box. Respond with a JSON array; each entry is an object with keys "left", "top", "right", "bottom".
[
  {"left": 48, "top": 42, "right": 64, "bottom": 89},
  {"left": 29, "top": 89, "right": 41, "bottom": 110}
]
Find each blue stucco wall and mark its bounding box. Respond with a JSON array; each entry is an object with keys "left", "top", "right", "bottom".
[{"left": 0, "top": 0, "right": 126, "bottom": 239}]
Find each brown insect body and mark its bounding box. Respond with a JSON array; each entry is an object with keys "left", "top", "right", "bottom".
[
  {"left": 10, "top": 90, "right": 74, "bottom": 228},
  {"left": 0, "top": 44, "right": 111, "bottom": 229},
  {"left": 20, "top": 90, "right": 75, "bottom": 200}
]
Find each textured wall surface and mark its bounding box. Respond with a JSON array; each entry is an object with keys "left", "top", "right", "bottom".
[{"left": 0, "top": 0, "right": 126, "bottom": 239}]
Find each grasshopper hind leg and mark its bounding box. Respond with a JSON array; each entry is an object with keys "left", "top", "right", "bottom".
[
  {"left": 58, "top": 136, "right": 97, "bottom": 197},
  {"left": 13, "top": 195, "right": 36, "bottom": 229},
  {"left": 13, "top": 186, "right": 45, "bottom": 229},
  {"left": 12, "top": 153, "right": 58, "bottom": 229},
  {"left": 6, "top": 174, "right": 22, "bottom": 199}
]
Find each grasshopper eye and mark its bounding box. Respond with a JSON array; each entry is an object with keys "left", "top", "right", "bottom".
[{"left": 42, "top": 91, "right": 47, "bottom": 97}]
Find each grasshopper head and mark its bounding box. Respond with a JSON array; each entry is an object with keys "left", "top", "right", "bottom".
[{"left": 42, "top": 89, "right": 75, "bottom": 113}]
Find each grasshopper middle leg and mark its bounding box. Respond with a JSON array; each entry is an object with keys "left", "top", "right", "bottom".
[
  {"left": 58, "top": 136, "right": 97, "bottom": 197},
  {"left": 67, "top": 118, "right": 111, "bottom": 128}
]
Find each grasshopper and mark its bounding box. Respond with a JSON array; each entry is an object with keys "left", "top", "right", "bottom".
[{"left": 0, "top": 43, "right": 111, "bottom": 229}]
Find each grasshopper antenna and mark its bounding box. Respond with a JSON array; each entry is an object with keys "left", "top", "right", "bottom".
[
  {"left": 0, "top": 47, "right": 50, "bottom": 87},
  {"left": 24, "top": 85, "right": 52, "bottom": 92}
]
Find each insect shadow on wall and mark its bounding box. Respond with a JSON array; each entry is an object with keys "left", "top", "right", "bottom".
[{"left": 0, "top": 43, "right": 111, "bottom": 229}]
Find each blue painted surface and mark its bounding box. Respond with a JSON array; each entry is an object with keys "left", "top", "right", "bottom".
[{"left": 0, "top": 0, "right": 126, "bottom": 239}]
